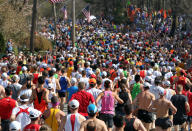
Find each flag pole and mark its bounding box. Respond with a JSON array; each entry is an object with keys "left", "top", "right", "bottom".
[
  {"left": 53, "top": 3, "right": 57, "bottom": 44},
  {"left": 72, "top": 0, "right": 76, "bottom": 46}
]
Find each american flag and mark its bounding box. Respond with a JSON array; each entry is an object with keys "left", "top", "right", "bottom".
[
  {"left": 82, "top": 5, "right": 91, "bottom": 23},
  {"left": 49, "top": 0, "right": 63, "bottom": 4},
  {"left": 61, "top": 6, "right": 67, "bottom": 20}
]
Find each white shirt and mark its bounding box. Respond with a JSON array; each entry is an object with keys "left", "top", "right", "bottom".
[
  {"left": 0, "top": 79, "right": 8, "bottom": 88},
  {"left": 164, "top": 72, "right": 173, "bottom": 80},
  {"left": 87, "top": 88, "right": 102, "bottom": 111},
  {"left": 12, "top": 105, "right": 34, "bottom": 131},
  {"left": 64, "top": 113, "right": 81, "bottom": 131}
]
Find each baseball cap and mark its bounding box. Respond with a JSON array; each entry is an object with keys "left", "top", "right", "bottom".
[
  {"left": 71, "top": 77, "right": 77, "bottom": 84},
  {"left": 90, "top": 74, "right": 97, "bottom": 79},
  {"left": 145, "top": 76, "right": 152, "bottom": 83},
  {"left": 9, "top": 121, "right": 21, "bottom": 131},
  {"left": 22, "top": 66, "right": 27, "bottom": 71},
  {"left": 47, "top": 83, "right": 54, "bottom": 90},
  {"left": 163, "top": 81, "right": 171, "bottom": 87},
  {"left": 29, "top": 109, "right": 42, "bottom": 118},
  {"left": 87, "top": 104, "right": 97, "bottom": 114},
  {"left": 2, "top": 73, "right": 7, "bottom": 78},
  {"left": 158, "top": 87, "right": 166, "bottom": 96},
  {"left": 102, "top": 71, "right": 107, "bottom": 77},
  {"left": 144, "top": 82, "right": 151, "bottom": 88},
  {"left": 89, "top": 78, "right": 96, "bottom": 84},
  {"left": 69, "top": 61, "right": 73, "bottom": 65},
  {"left": 70, "top": 99, "right": 79, "bottom": 109}
]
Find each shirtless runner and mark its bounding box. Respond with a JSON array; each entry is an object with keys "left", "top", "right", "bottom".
[
  {"left": 79, "top": 104, "right": 108, "bottom": 131},
  {"left": 0, "top": 85, "right": 5, "bottom": 99},
  {"left": 134, "top": 82, "right": 155, "bottom": 130},
  {"left": 149, "top": 87, "right": 177, "bottom": 131}
]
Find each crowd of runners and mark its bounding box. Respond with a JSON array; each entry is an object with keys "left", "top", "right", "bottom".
[{"left": 0, "top": 7, "right": 192, "bottom": 131}]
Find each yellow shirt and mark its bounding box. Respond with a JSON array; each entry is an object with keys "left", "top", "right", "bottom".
[
  {"left": 176, "top": 66, "right": 182, "bottom": 76},
  {"left": 45, "top": 108, "right": 60, "bottom": 131},
  {"left": 67, "top": 66, "right": 74, "bottom": 78}
]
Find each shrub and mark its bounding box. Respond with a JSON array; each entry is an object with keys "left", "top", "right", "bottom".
[{"left": 0, "top": 33, "right": 5, "bottom": 53}]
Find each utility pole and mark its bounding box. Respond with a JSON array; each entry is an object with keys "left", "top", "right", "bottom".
[
  {"left": 72, "top": 0, "right": 75, "bottom": 46},
  {"left": 53, "top": 3, "right": 57, "bottom": 44},
  {"left": 30, "top": 0, "right": 37, "bottom": 53}
]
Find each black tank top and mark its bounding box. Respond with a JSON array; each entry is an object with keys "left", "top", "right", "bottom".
[
  {"left": 36, "top": 89, "right": 44, "bottom": 104},
  {"left": 124, "top": 118, "right": 137, "bottom": 131}
]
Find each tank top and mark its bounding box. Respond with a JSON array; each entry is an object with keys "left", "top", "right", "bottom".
[
  {"left": 116, "top": 91, "right": 129, "bottom": 112},
  {"left": 50, "top": 77, "right": 57, "bottom": 92},
  {"left": 165, "top": 89, "right": 173, "bottom": 101},
  {"left": 64, "top": 113, "right": 81, "bottom": 131},
  {"left": 33, "top": 73, "right": 39, "bottom": 84},
  {"left": 24, "top": 124, "right": 40, "bottom": 131},
  {"left": 67, "top": 67, "right": 73, "bottom": 77},
  {"left": 131, "top": 83, "right": 141, "bottom": 100},
  {"left": 124, "top": 118, "right": 137, "bottom": 131},
  {"left": 140, "top": 70, "right": 146, "bottom": 79},
  {"left": 34, "top": 88, "right": 47, "bottom": 113},
  {"left": 45, "top": 108, "right": 60, "bottom": 131},
  {"left": 101, "top": 91, "right": 115, "bottom": 114},
  {"left": 177, "top": 76, "right": 187, "bottom": 90},
  {"left": 59, "top": 76, "right": 68, "bottom": 93}
]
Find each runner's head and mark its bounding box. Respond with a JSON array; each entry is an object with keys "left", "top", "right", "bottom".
[
  {"left": 19, "top": 94, "right": 29, "bottom": 105},
  {"left": 144, "top": 82, "right": 150, "bottom": 90},
  {"left": 135, "top": 75, "right": 140, "bottom": 83},
  {"left": 69, "top": 99, "right": 79, "bottom": 111},
  {"left": 113, "top": 115, "right": 124, "bottom": 129},
  {"left": 154, "top": 76, "right": 162, "bottom": 85},
  {"left": 51, "top": 96, "right": 60, "bottom": 108},
  {"left": 124, "top": 104, "right": 133, "bottom": 115},
  {"left": 9, "top": 121, "right": 21, "bottom": 131},
  {"left": 176, "top": 84, "right": 183, "bottom": 93},
  {"left": 78, "top": 82, "right": 85, "bottom": 90},
  {"left": 38, "top": 76, "right": 45, "bottom": 86},
  {"left": 89, "top": 78, "right": 96, "bottom": 88},
  {"left": 104, "top": 80, "right": 111, "bottom": 89},
  {"left": 5, "top": 85, "right": 12, "bottom": 97},
  {"left": 87, "top": 104, "right": 97, "bottom": 117},
  {"left": 29, "top": 109, "right": 41, "bottom": 122}
]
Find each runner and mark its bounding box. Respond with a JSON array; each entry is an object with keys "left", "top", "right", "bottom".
[
  {"left": 79, "top": 104, "right": 108, "bottom": 131},
  {"left": 59, "top": 99, "right": 86, "bottom": 131},
  {"left": 171, "top": 85, "right": 190, "bottom": 131},
  {"left": 23, "top": 109, "right": 41, "bottom": 131},
  {"left": 30, "top": 76, "right": 49, "bottom": 113},
  {"left": 11, "top": 95, "right": 34, "bottom": 130},
  {"left": 43, "top": 96, "right": 65, "bottom": 131},
  {"left": 96, "top": 80, "right": 123, "bottom": 131},
  {"left": 134, "top": 82, "right": 155, "bottom": 130},
  {"left": 149, "top": 87, "right": 177, "bottom": 131},
  {"left": 0, "top": 86, "right": 17, "bottom": 131}
]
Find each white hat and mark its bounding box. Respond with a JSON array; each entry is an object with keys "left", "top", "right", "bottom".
[
  {"left": 22, "top": 66, "right": 27, "bottom": 71},
  {"left": 147, "top": 70, "right": 153, "bottom": 75},
  {"left": 70, "top": 99, "right": 79, "bottom": 109},
  {"left": 2, "top": 73, "right": 7, "bottom": 78},
  {"left": 144, "top": 82, "right": 151, "bottom": 88},
  {"left": 71, "top": 77, "right": 77, "bottom": 84},
  {"left": 145, "top": 76, "right": 152, "bottom": 82},
  {"left": 9, "top": 121, "right": 21, "bottom": 131},
  {"left": 102, "top": 71, "right": 107, "bottom": 77},
  {"left": 13, "top": 75, "right": 20, "bottom": 81},
  {"left": 163, "top": 81, "right": 171, "bottom": 87},
  {"left": 158, "top": 87, "right": 166, "bottom": 96},
  {"left": 52, "top": 68, "right": 56, "bottom": 72},
  {"left": 29, "top": 109, "right": 42, "bottom": 118},
  {"left": 47, "top": 83, "right": 54, "bottom": 89},
  {"left": 76, "top": 73, "right": 82, "bottom": 79}
]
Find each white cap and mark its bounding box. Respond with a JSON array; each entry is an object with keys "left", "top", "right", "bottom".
[
  {"left": 158, "top": 87, "right": 166, "bottom": 96},
  {"left": 102, "top": 71, "right": 107, "bottom": 77},
  {"left": 144, "top": 82, "right": 151, "bottom": 88},
  {"left": 70, "top": 99, "right": 79, "bottom": 109},
  {"left": 145, "top": 76, "right": 152, "bottom": 82},
  {"left": 13, "top": 75, "right": 20, "bottom": 81},
  {"left": 47, "top": 83, "right": 54, "bottom": 89},
  {"left": 147, "top": 70, "right": 153, "bottom": 75},
  {"left": 71, "top": 77, "right": 77, "bottom": 84},
  {"left": 22, "top": 66, "right": 27, "bottom": 71},
  {"left": 163, "top": 81, "right": 171, "bottom": 87},
  {"left": 9, "top": 121, "right": 21, "bottom": 131},
  {"left": 52, "top": 68, "right": 56, "bottom": 72},
  {"left": 2, "top": 73, "right": 7, "bottom": 78},
  {"left": 29, "top": 109, "right": 42, "bottom": 118},
  {"left": 76, "top": 73, "right": 82, "bottom": 79}
]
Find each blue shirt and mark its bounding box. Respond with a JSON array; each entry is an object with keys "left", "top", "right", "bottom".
[{"left": 67, "top": 86, "right": 78, "bottom": 102}]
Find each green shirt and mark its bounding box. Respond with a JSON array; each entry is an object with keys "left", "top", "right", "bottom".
[{"left": 131, "top": 83, "right": 141, "bottom": 100}]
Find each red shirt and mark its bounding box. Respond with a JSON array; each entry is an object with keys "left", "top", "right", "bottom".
[
  {"left": 0, "top": 97, "right": 16, "bottom": 119},
  {"left": 33, "top": 73, "right": 39, "bottom": 84},
  {"left": 183, "top": 91, "right": 192, "bottom": 116},
  {"left": 23, "top": 124, "right": 41, "bottom": 131},
  {"left": 70, "top": 90, "right": 95, "bottom": 116}
]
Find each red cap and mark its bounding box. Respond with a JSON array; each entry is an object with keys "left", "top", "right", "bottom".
[
  {"left": 90, "top": 74, "right": 97, "bottom": 79},
  {"left": 40, "top": 68, "right": 44, "bottom": 72},
  {"left": 53, "top": 56, "right": 56, "bottom": 59},
  {"left": 69, "top": 61, "right": 73, "bottom": 65}
]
